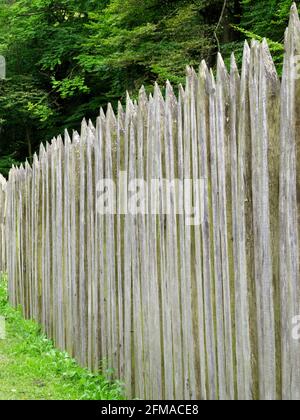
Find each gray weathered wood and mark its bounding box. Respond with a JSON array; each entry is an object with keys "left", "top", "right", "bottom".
[{"left": 4, "top": 6, "right": 300, "bottom": 400}]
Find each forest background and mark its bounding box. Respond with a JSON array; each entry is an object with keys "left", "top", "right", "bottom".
[{"left": 0, "top": 0, "right": 295, "bottom": 175}]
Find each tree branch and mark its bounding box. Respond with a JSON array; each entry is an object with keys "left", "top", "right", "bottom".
[{"left": 214, "top": 0, "right": 227, "bottom": 52}]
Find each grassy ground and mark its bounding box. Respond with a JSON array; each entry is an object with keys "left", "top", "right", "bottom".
[{"left": 0, "top": 276, "right": 124, "bottom": 400}]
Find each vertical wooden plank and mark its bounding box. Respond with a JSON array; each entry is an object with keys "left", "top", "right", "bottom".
[
  {"left": 63, "top": 131, "right": 72, "bottom": 355},
  {"left": 22, "top": 164, "right": 27, "bottom": 316},
  {"left": 123, "top": 95, "right": 133, "bottom": 397},
  {"left": 14, "top": 168, "right": 21, "bottom": 309},
  {"left": 0, "top": 176, "right": 6, "bottom": 274},
  {"left": 105, "top": 105, "right": 118, "bottom": 377},
  {"left": 17, "top": 167, "right": 23, "bottom": 310},
  {"left": 79, "top": 120, "right": 88, "bottom": 366},
  {"left": 14, "top": 168, "right": 20, "bottom": 308},
  {"left": 70, "top": 131, "right": 81, "bottom": 360},
  {"left": 136, "top": 88, "right": 149, "bottom": 398},
  {"left": 188, "top": 68, "right": 207, "bottom": 400},
  {"left": 31, "top": 156, "right": 37, "bottom": 321},
  {"left": 97, "top": 110, "right": 108, "bottom": 370},
  {"left": 235, "top": 41, "right": 253, "bottom": 400},
  {"left": 86, "top": 123, "right": 95, "bottom": 370},
  {"left": 18, "top": 168, "right": 23, "bottom": 310},
  {"left": 14, "top": 167, "right": 19, "bottom": 307},
  {"left": 279, "top": 4, "right": 300, "bottom": 401},
  {"left": 45, "top": 141, "right": 53, "bottom": 339},
  {"left": 90, "top": 121, "right": 98, "bottom": 370},
  {"left": 56, "top": 136, "right": 65, "bottom": 349},
  {"left": 145, "top": 93, "right": 155, "bottom": 400},
  {"left": 260, "top": 40, "right": 279, "bottom": 400},
  {"left": 208, "top": 67, "right": 227, "bottom": 400},
  {"left": 39, "top": 144, "right": 48, "bottom": 332},
  {"left": 261, "top": 42, "right": 282, "bottom": 401},
  {"left": 165, "top": 81, "right": 184, "bottom": 400},
  {"left": 16, "top": 168, "right": 22, "bottom": 311},
  {"left": 50, "top": 139, "right": 58, "bottom": 343},
  {"left": 0, "top": 176, "right": 7, "bottom": 274},
  {"left": 216, "top": 54, "right": 235, "bottom": 400},
  {"left": 249, "top": 40, "right": 279, "bottom": 400},
  {"left": 129, "top": 104, "right": 145, "bottom": 398},
  {"left": 33, "top": 153, "right": 42, "bottom": 325},
  {"left": 7, "top": 170, "right": 13, "bottom": 304},
  {"left": 154, "top": 83, "right": 174, "bottom": 400},
  {"left": 14, "top": 168, "right": 19, "bottom": 308},
  {"left": 229, "top": 53, "right": 240, "bottom": 401},
  {"left": 248, "top": 40, "right": 260, "bottom": 400},
  {"left": 116, "top": 101, "right": 125, "bottom": 382},
  {"left": 198, "top": 61, "right": 218, "bottom": 400},
  {"left": 25, "top": 160, "right": 32, "bottom": 320},
  {"left": 93, "top": 116, "right": 102, "bottom": 371},
  {"left": 5, "top": 173, "right": 11, "bottom": 299},
  {"left": 21, "top": 166, "right": 27, "bottom": 315},
  {"left": 177, "top": 85, "right": 189, "bottom": 400},
  {"left": 6, "top": 172, "right": 11, "bottom": 301},
  {"left": 15, "top": 168, "right": 20, "bottom": 308},
  {"left": 146, "top": 91, "right": 163, "bottom": 399},
  {"left": 90, "top": 121, "right": 99, "bottom": 372},
  {"left": 182, "top": 74, "right": 197, "bottom": 400}
]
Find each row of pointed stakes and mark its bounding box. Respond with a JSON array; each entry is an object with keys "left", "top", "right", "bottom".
[{"left": 3, "top": 3, "right": 300, "bottom": 401}]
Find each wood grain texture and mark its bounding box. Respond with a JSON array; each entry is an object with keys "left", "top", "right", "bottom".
[{"left": 3, "top": 5, "right": 300, "bottom": 400}]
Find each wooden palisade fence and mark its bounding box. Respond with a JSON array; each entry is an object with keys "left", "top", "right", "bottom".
[{"left": 2, "top": 4, "right": 300, "bottom": 400}]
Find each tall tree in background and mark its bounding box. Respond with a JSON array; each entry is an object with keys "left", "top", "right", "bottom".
[
  {"left": 79, "top": 0, "right": 239, "bottom": 91},
  {"left": 0, "top": 0, "right": 98, "bottom": 174},
  {"left": 234, "top": 0, "right": 295, "bottom": 66},
  {"left": 0, "top": 0, "right": 297, "bottom": 175}
]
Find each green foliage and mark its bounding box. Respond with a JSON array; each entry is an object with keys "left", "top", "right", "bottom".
[
  {"left": 239, "top": 0, "right": 292, "bottom": 39},
  {"left": 27, "top": 102, "right": 55, "bottom": 123},
  {"left": 0, "top": 0, "right": 96, "bottom": 166},
  {"left": 0, "top": 154, "right": 19, "bottom": 178},
  {"left": 79, "top": 0, "right": 235, "bottom": 90},
  {"left": 51, "top": 76, "right": 90, "bottom": 99},
  {"left": 0, "top": 0, "right": 297, "bottom": 174},
  {"left": 0, "top": 275, "right": 124, "bottom": 400},
  {"left": 232, "top": 0, "right": 299, "bottom": 70}
]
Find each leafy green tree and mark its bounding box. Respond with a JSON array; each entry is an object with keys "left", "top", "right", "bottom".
[
  {"left": 0, "top": 0, "right": 296, "bottom": 176},
  {"left": 0, "top": 0, "right": 97, "bottom": 167},
  {"left": 231, "top": 1, "right": 299, "bottom": 69},
  {"left": 79, "top": 0, "right": 239, "bottom": 94},
  {"left": 0, "top": 0, "right": 239, "bottom": 175}
]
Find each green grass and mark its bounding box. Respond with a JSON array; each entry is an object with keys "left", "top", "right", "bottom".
[{"left": 0, "top": 275, "right": 124, "bottom": 400}]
